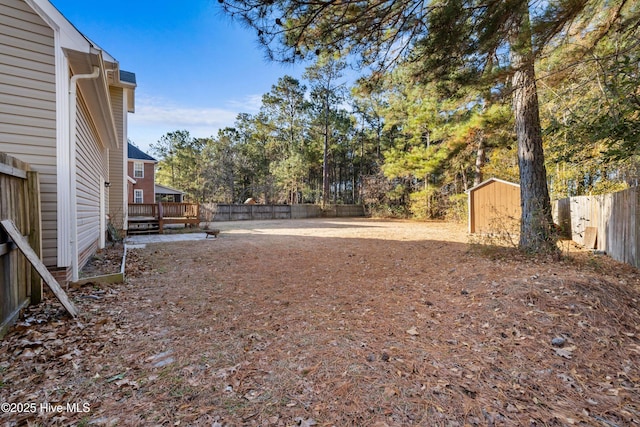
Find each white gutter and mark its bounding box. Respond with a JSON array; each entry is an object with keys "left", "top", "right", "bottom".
[{"left": 69, "top": 66, "right": 100, "bottom": 281}]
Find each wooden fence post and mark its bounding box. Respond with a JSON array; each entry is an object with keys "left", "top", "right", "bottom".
[
  {"left": 158, "top": 202, "right": 164, "bottom": 234},
  {"left": 0, "top": 220, "right": 77, "bottom": 317},
  {"left": 27, "top": 171, "right": 42, "bottom": 304}
]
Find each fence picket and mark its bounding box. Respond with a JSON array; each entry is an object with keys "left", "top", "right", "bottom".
[
  {"left": 1, "top": 153, "right": 42, "bottom": 337},
  {"left": 553, "top": 187, "right": 639, "bottom": 269}
]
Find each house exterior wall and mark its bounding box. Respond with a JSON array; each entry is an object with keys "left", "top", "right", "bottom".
[
  {"left": 0, "top": 0, "right": 58, "bottom": 267},
  {"left": 108, "top": 86, "right": 127, "bottom": 231},
  {"left": 75, "top": 93, "right": 108, "bottom": 270},
  {"left": 469, "top": 180, "right": 521, "bottom": 234},
  {"left": 127, "top": 160, "right": 155, "bottom": 203}
]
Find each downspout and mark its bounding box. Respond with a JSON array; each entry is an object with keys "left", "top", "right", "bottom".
[{"left": 69, "top": 66, "right": 100, "bottom": 281}]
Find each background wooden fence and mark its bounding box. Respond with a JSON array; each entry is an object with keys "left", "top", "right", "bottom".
[
  {"left": 0, "top": 153, "right": 42, "bottom": 337},
  {"left": 552, "top": 187, "right": 639, "bottom": 268},
  {"left": 200, "top": 203, "right": 365, "bottom": 222}
]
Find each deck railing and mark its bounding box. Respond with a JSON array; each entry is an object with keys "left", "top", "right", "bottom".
[
  {"left": 128, "top": 203, "right": 159, "bottom": 218},
  {"left": 128, "top": 202, "right": 200, "bottom": 234},
  {"left": 159, "top": 202, "right": 199, "bottom": 218},
  {"left": 128, "top": 202, "right": 199, "bottom": 219}
]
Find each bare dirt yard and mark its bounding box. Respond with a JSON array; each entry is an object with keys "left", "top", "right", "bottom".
[{"left": 1, "top": 218, "right": 640, "bottom": 426}]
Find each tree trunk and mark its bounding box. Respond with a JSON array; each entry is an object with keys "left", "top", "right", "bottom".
[
  {"left": 461, "top": 166, "right": 468, "bottom": 192},
  {"left": 510, "top": 9, "right": 556, "bottom": 252},
  {"left": 323, "top": 133, "right": 329, "bottom": 207},
  {"left": 474, "top": 133, "right": 485, "bottom": 187}
]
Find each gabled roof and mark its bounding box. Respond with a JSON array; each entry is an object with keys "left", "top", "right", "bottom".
[
  {"left": 466, "top": 177, "right": 520, "bottom": 193},
  {"left": 128, "top": 143, "right": 156, "bottom": 162},
  {"left": 31, "top": 0, "right": 138, "bottom": 150},
  {"left": 155, "top": 184, "right": 185, "bottom": 195}
]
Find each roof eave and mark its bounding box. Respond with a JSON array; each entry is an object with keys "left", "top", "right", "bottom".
[
  {"left": 29, "top": 0, "right": 121, "bottom": 150},
  {"left": 155, "top": 184, "right": 185, "bottom": 195},
  {"left": 66, "top": 48, "right": 119, "bottom": 150}
]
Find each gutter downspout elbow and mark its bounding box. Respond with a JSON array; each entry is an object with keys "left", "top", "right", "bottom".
[
  {"left": 70, "top": 66, "right": 100, "bottom": 92},
  {"left": 68, "top": 66, "right": 100, "bottom": 282}
]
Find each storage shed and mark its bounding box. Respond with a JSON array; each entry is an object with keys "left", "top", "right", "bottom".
[{"left": 467, "top": 178, "right": 521, "bottom": 234}]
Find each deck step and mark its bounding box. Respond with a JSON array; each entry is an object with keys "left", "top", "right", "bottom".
[{"left": 127, "top": 220, "right": 160, "bottom": 235}]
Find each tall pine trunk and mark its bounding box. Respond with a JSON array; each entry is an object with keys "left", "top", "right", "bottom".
[
  {"left": 322, "top": 93, "right": 330, "bottom": 208},
  {"left": 510, "top": 9, "right": 556, "bottom": 252},
  {"left": 474, "top": 133, "right": 485, "bottom": 187}
]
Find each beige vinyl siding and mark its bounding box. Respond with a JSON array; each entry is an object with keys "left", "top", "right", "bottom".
[
  {"left": 75, "top": 94, "right": 108, "bottom": 270},
  {"left": 0, "top": 0, "right": 57, "bottom": 266},
  {"left": 108, "top": 86, "right": 126, "bottom": 230}
]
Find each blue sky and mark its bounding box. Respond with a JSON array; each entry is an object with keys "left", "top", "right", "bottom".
[{"left": 51, "top": 0, "right": 305, "bottom": 154}]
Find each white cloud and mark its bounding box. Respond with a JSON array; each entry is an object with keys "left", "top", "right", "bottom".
[
  {"left": 131, "top": 97, "right": 237, "bottom": 129},
  {"left": 226, "top": 94, "right": 263, "bottom": 113},
  {"left": 128, "top": 94, "right": 263, "bottom": 152}
]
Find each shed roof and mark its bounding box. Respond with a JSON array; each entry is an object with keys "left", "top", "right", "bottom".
[
  {"left": 127, "top": 143, "right": 156, "bottom": 162},
  {"left": 467, "top": 177, "right": 520, "bottom": 193}
]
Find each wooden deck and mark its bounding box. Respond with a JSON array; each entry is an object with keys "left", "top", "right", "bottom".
[{"left": 128, "top": 202, "right": 199, "bottom": 234}]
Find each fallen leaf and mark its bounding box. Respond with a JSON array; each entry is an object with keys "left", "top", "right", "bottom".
[
  {"left": 607, "top": 388, "right": 620, "bottom": 396},
  {"left": 554, "top": 345, "right": 576, "bottom": 359},
  {"left": 383, "top": 386, "right": 398, "bottom": 397},
  {"left": 115, "top": 378, "right": 139, "bottom": 389},
  {"left": 406, "top": 326, "right": 419, "bottom": 336}
]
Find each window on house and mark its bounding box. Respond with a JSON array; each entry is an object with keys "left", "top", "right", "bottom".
[
  {"left": 133, "top": 162, "right": 144, "bottom": 178},
  {"left": 134, "top": 189, "right": 143, "bottom": 204}
]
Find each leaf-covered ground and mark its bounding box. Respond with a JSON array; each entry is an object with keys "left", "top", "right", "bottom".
[{"left": 1, "top": 218, "right": 639, "bottom": 426}]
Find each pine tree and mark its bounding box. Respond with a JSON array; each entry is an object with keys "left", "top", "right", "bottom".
[
  {"left": 260, "top": 76, "right": 310, "bottom": 203},
  {"left": 304, "top": 55, "right": 348, "bottom": 206},
  {"left": 219, "top": 0, "right": 629, "bottom": 252}
]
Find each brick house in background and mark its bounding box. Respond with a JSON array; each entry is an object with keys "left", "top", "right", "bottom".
[{"left": 127, "top": 143, "right": 157, "bottom": 204}]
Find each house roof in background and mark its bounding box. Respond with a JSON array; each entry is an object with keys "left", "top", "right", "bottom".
[
  {"left": 155, "top": 184, "right": 185, "bottom": 195},
  {"left": 128, "top": 142, "right": 156, "bottom": 162},
  {"left": 119, "top": 70, "right": 136, "bottom": 84}
]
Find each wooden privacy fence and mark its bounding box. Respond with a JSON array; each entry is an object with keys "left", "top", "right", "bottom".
[
  {"left": 552, "top": 187, "right": 640, "bottom": 268},
  {"left": 0, "top": 153, "right": 42, "bottom": 336},
  {"left": 201, "top": 203, "right": 365, "bottom": 222}
]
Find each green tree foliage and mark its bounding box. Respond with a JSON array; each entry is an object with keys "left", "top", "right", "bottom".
[
  {"left": 219, "top": 0, "right": 596, "bottom": 251},
  {"left": 351, "top": 80, "right": 395, "bottom": 207},
  {"left": 539, "top": 6, "right": 640, "bottom": 197},
  {"left": 201, "top": 130, "right": 239, "bottom": 203},
  {"left": 151, "top": 130, "right": 206, "bottom": 202},
  {"left": 233, "top": 113, "right": 274, "bottom": 203},
  {"left": 152, "top": 0, "right": 637, "bottom": 234},
  {"left": 305, "top": 54, "right": 349, "bottom": 205},
  {"left": 260, "top": 76, "right": 311, "bottom": 203},
  {"left": 372, "top": 61, "right": 514, "bottom": 219},
  {"left": 351, "top": 80, "right": 389, "bottom": 169}
]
